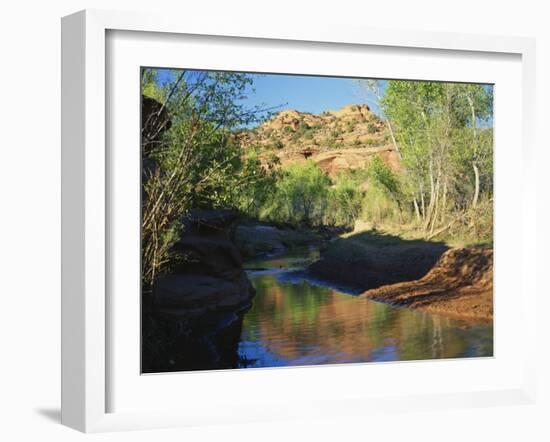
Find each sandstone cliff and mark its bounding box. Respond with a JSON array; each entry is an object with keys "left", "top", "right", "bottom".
[{"left": 237, "top": 104, "right": 401, "bottom": 176}]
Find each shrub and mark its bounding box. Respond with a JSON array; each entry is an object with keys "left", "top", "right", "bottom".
[
  {"left": 367, "top": 122, "right": 378, "bottom": 134},
  {"left": 326, "top": 173, "right": 363, "bottom": 228},
  {"left": 261, "top": 160, "right": 330, "bottom": 227},
  {"left": 360, "top": 156, "right": 403, "bottom": 225},
  {"left": 365, "top": 138, "right": 378, "bottom": 146},
  {"left": 259, "top": 164, "right": 365, "bottom": 229}
]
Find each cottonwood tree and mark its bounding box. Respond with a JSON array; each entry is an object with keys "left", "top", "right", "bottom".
[
  {"left": 381, "top": 80, "right": 493, "bottom": 236},
  {"left": 356, "top": 79, "right": 401, "bottom": 158}
]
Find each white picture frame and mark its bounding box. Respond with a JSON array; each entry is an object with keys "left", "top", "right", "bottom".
[{"left": 61, "top": 9, "right": 538, "bottom": 433}]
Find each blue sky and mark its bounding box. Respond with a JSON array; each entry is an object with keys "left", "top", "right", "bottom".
[
  {"left": 154, "top": 69, "right": 380, "bottom": 116},
  {"left": 152, "top": 69, "right": 492, "bottom": 127},
  {"left": 243, "top": 73, "right": 379, "bottom": 115}
]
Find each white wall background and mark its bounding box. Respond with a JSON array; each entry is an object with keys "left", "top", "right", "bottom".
[{"left": 0, "top": 1, "right": 547, "bottom": 441}]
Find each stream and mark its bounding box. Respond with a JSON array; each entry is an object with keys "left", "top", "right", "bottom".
[{"left": 237, "top": 247, "right": 493, "bottom": 368}]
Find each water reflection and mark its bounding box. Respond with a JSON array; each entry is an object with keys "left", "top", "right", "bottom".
[{"left": 238, "top": 249, "right": 493, "bottom": 368}]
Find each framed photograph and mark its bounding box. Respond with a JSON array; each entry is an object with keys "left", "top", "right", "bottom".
[{"left": 61, "top": 9, "right": 537, "bottom": 432}]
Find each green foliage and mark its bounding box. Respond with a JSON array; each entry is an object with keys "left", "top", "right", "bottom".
[
  {"left": 141, "top": 69, "right": 165, "bottom": 102},
  {"left": 346, "top": 121, "right": 356, "bottom": 132},
  {"left": 359, "top": 156, "right": 404, "bottom": 225},
  {"left": 141, "top": 68, "right": 273, "bottom": 286},
  {"left": 364, "top": 138, "right": 378, "bottom": 146},
  {"left": 325, "top": 173, "right": 363, "bottom": 228},
  {"left": 368, "top": 156, "right": 400, "bottom": 198},
  {"left": 258, "top": 162, "right": 364, "bottom": 229},
  {"left": 378, "top": 80, "right": 493, "bottom": 241},
  {"left": 260, "top": 161, "right": 330, "bottom": 227},
  {"left": 367, "top": 122, "right": 378, "bottom": 134},
  {"left": 283, "top": 125, "right": 294, "bottom": 134},
  {"left": 291, "top": 132, "right": 301, "bottom": 142},
  {"left": 140, "top": 67, "right": 495, "bottom": 289},
  {"left": 361, "top": 184, "right": 400, "bottom": 226}
]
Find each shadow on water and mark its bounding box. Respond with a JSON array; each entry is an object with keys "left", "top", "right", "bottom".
[{"left": 142, "top": 307, "right": 247, "bottom": 373}]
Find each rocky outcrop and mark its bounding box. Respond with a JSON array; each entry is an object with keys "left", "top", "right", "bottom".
[
  {"left": 153, "top": 274, "right": 253, "bottom": 318},
  {"left": 361, "top": 247, "right": 493, "bottom": 321},
  {"left": 237, "top": 104, "right": 399, "bottom": 176},
  {"left": 143, "top": 209, "right": 255, "bottom": 373},
  {"left": 309, "top": 146, "right": 400, "bottom": 176},
  {"left": 233, "top": 225, "right": 285, "bottom": 257},
  {"left": 232, "top": 223, "right": 324, "bottom": 258}
]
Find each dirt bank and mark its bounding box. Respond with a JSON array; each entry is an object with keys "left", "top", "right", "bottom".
[
  {"left": 307, "top": 230, "right": 448, "bottom": 291},
  {"left": 361, "top": 247, "right": 493, "bottom": 321}
]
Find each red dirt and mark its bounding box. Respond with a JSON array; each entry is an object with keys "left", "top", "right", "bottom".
[{"left": 361, "top": 247, "right": 493, "bottom": 321}]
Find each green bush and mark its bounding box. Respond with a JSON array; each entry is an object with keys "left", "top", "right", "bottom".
[
  {"left": 360, "top": 156, "right": 403, "bottom": 225},
  {"left": 261, "top": 160, "right": 330, "bottom": 227},
  {"left": 260, "top": 162, "right": 364, "bottom": 229},
  {"left": 291, "top": 132, "right": 302, "bottom": 142},
  {"left": 283, "top": 126, "right": 294, "bottom": 134},
  {"left": 364, "top": 138, "right": 378, "bottom": 146},
  {"left": 326, "top": 173, "right": 363, "bottom": 228},
  {"left": 367, "top": 122, "right": 378, "bottom": 134}
]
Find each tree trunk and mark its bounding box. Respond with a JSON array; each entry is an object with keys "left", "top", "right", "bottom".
[
  {"left": 384, "top": 118, "right": 401, "bottom": 158},
  {"left": 413, "top": 196, "right": 421, "bottom": 222},
  {"left": 472, "top": 161, "right": 480, "bottom": 207},
  {"left": 467, "top": 94, "right": 479, "bottom": 208},
  {"left": 368, "top": 80, "right": 402, "bottom": 159},
  {"left": 420, "top": 183, "right": 426, "bottom": 219},
  {"left": 429, "top": 176, "right": 441, "bottom": 235},
  {"left": 424, "top": 157, "right": 435, "bottom": 231},
  {"left": 440, "top": 178, "right": 448, "bottom": 224}
]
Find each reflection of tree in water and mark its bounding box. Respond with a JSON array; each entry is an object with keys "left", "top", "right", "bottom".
[
  {"left": 431, "top": 316, "right": 443, "bottom": 359},
  {"left": 240, "top": 268, "right": 492, "bottom": 367}
]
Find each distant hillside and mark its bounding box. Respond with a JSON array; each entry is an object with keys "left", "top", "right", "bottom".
[{"left": 236, "top": 104, "right": 401, "bottom": 176}]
